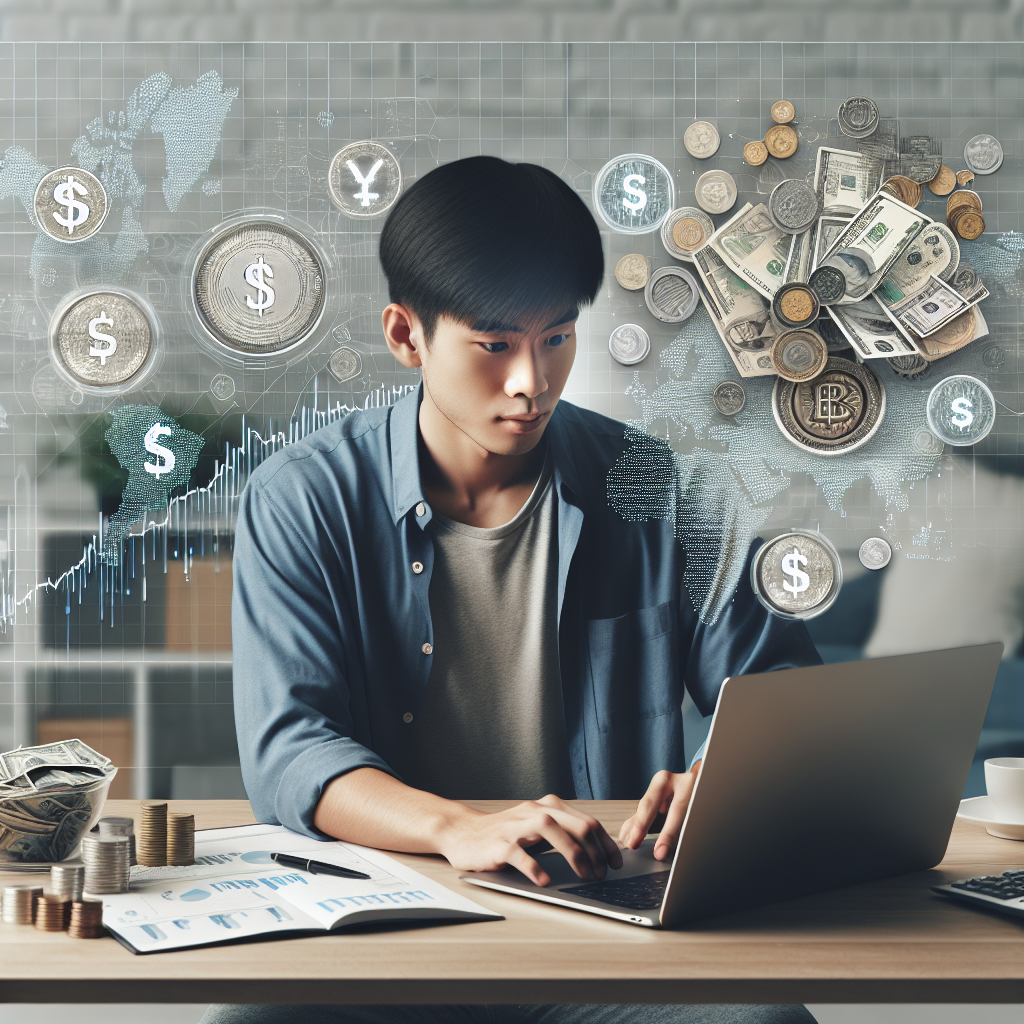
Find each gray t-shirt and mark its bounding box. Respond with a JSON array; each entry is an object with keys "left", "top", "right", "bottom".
[{"left": 404, "top": 454, "right": 576, "bottom": 800}]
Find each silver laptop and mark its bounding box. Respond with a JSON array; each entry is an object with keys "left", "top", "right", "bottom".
[{"left": 461, "top": 642, "right": 1003, "bottom": 927}]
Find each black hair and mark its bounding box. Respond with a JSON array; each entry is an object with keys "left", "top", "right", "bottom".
[{"left": 379, "top": 155, "right": 604, "bottom": 340}]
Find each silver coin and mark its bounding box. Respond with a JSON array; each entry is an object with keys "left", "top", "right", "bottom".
[
  {"left": 193, "top": 221, "right": 326, "bottom": 355},
  {"left": 644, "top": 266, "right": 699, "bottom": 323},
  {"left": 608, "top": 323, "right": 651, "bottom": 365},
  {"left": 210, "top": 374, "right": 236, "bottom": 401},
  {"left": 912, "top": 427, "right": 944, "bottom": 455},
  {"left": 964, "top": 134, "right": 1003, "bottom": 175},
  {"left": 683, "top": 121, "right": 721, "bottom": 160},
  {"left": 33, "top": 167, "right": 108, "bottom": 244},
  {"left": 858, "top": 537, "right": 892, "bottom": 570},
  {"left": 593, "top": 153, "right": 675, "bottom": 234},
  {"left": 838, "top": 97, "right": 879, "bottom": 139},
  {"left": 768, "top": 179, "right": 822, "bottom": 234},
  {"left": 770, "top": 329, "right": 828, "bottom": 382},
  {"left": 981, "top": 344, "right": 1005, "bottom": 369},
  {"left": 751, "top": 530, "right": 843, "bottom": 620},
  {"left": 808, "top": 265, "right": 846, "bottom": 305},
  {"left": 660, "top": 206, "right": 715, "bottom": 261},
  {"left": 694, "top": 169, "right": 737, "bottom": 215},
  {"left": 926, "top": 374, "right": 996, "bottom": 447},
  {"left": 51, "top": 291, "right": 153, "bottom": 388},
  {"left": 713, "top": 380, "right": 745, "bottom": 416},
  {"left": 328, "top": 141, "right": 403, "bottom": 218},
  {"left": 329, "top": 346, "right": 362, "bottom": 383}
]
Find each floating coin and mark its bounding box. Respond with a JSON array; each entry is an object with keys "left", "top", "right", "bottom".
[
  {"left": 964, "top": 134, "right": 1003, "bottom": 175},
  {"left": 51, "top": 290, "right": 153, "bottom": 388},
  {"left": 743, "top": 141, "right": 769, "bottom": 167},
  {"left": 838, "top": 97, "right": 879, "bottom": 139},
  {"left": 614, "top": 253, "right": 651, "bottom": 291},
  {"left": 193, "top": 220, "right": 326, "bottom": 354},
  {"left": 772, "top": 282, "right": 820, "bottom": 330},
  {"left": 694, "top": 169, "right": 737, "bottom": 215},
  {"left": 764, "top": 124, "right": 799, "bottom": 159},
  {"left": 768, "top": 179, "right": 821, "bottom": 234},
  {"left": 33, "top": 166, "right": 108, "bottom": 244},
  {"left": 886, "top": 354, "right": 932, "bottom": 380},
  {"left": 751, "top": 530, "right": 842, "bottom": 620},
  {"left": 859, "top": 537, "right": 892, "bottom": 570},
  {"left": 210, "top": 374, "right": 236, "bottom": 401},
  {"left": 926, "top": 374, "right": 996, "bottom": 447},
  {"left": 880, "top": 175, "right": 922, "bottom": 208},
  {"left": 808, "top": 265, "right": 846, "bottom": 305},
  {"left": 770, "top": 329, "right": 828, "bottom": 382},
  {"left": 956, "top": 169, "right": 976, "bottom": 187},
  {"left": 608, "top": 323, "right": 651, "bottom": 365},
  {"left": 683, "top": 120, "right": 720, "bottom": 159},
  {"left": 328, "top": 346, "right": 362, "bottom": 384},
  {"left": 771, "top": 100, "right": 796, "bottom": 124},
  {"left": 927, "top": 165, "right": 957, "bottom": 196},
  {"left": 593, "top": 153, "right": 675, "bottom": 234},
  {"left": 713, "top": 380, "right": 746, "bottom": 416},
  {"left": 644, "top": 266, "right": 699, "bottom": 324},
  {"left": 773, "top": 357, "right": 885, "bottom": 456},
  {"left": 660, "top": 206, "right": 715, "bottom": 261},
  {"left": 327, "top": 140, "right": 403, "bottom": 218}
]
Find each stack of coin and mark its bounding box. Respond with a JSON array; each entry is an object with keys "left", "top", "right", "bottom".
[
  {"left": 82, "top": 834, "right": 131, "bottom": 894},
  {"left": 69, "top": 899, "right": 105, "bottom": 939},
  {"left": 880, "top": 175, "right": 923, "bottom": 208},
  {"left": 947, "top": 191, "right": 985, "bottom": 240},
  {"left": 35, "top": 894, "right": 71, "bottom": 932},
  {"left": 98, "top": 816, "right": 136, "bottom": 865},
  {"left": 138, "top": 801, "right": 168, "bottom": 867},
  {"left": 1, "top": 885, "right": 42, "bottom": 925},
  {"left": 47, "top": 862, "right": 85, "bottom": 903},
  {"left": 167, "top": 812, "right": 196, "bottom": 866}
]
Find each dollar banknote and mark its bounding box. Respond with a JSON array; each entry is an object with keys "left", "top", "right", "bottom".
[
  {"left": 0, "top": 738, "right": 109, "bottom": 785},
  {"left": 911, "top": 305, "right": 989, "bottom": 362},
  {"left": 876, "top": 267, "right": 989, "bottom": 338},
  {"left": 827, "top": 296, "right": 921, "bottom": 359},
  {"left": 708, "top": 202, "right": 790, "bottom": 300},
  {"left": 813, "top": 147, "right": 885, "bottom": 215},
  {"left": 811, "top": 215, "right": 852, "bottom": 274},
  {"left": 783, "top": 227, "right": 814, "bottom": 284}
]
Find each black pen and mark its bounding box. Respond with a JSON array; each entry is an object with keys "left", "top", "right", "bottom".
[{"left": 269, "top": 852, "right": 371, "bottom": 880}]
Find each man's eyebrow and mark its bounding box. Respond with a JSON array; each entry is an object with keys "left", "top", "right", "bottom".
[{"left": 469, "top": 308, "right": 579, "bottom": 335}]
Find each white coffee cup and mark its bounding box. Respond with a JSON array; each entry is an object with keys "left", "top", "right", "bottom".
[{"left": 984, "top": 757, "right": 1024, "bottom": 822}]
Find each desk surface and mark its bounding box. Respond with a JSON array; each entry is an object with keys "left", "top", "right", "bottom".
[{"left": 0, "top": 799, "right": 1021, "bottom": 1005}]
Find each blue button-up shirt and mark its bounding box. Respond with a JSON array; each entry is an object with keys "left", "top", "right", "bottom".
[{"left": 233, "top": 386, "right": 822, "bottom": 838}]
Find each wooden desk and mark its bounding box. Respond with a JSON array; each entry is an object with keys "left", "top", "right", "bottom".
[{"left": 1, "top": 799, "right": 1021, "bottom": 1005}]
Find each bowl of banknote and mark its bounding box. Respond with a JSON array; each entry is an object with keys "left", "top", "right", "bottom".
[{"left": 0, "top": 738, "right": 117, "bottom": 863}]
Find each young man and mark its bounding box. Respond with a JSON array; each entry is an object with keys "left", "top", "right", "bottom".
[{"left": 213, "top": 156, "right": 821, "bottom": 1024}]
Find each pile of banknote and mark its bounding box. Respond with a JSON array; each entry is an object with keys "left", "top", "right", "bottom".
[{"left": 0, "top": 739, "right": 117, "bottom": 863}]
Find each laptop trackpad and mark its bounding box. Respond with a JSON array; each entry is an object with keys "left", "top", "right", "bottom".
[{"left": 532, "top": 838, "right": 667, "bottom": 889}]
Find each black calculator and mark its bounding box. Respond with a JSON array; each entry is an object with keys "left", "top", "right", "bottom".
[{"left": 933, "top": 869, "right": 1024, "bottom": 919}]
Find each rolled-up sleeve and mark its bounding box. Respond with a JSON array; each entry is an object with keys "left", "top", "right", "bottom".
[{"left": 232, "top": 479, "right": 397, "bottom": 838}]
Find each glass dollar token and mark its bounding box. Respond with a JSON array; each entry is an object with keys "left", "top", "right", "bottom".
[
  {"left": 593, "top": 154, "right": 675, "bottom": 235},
  {"left": 328, "top": 141, "right": 403, "bottom": 219},
  {"left": 34, "top": 167, "right": 108, "bottom": 244},
  {"left": 751, "top": 530, "right": 843, "bottom": 620},
  {"left": 926, "top": 375, "right": 996, "bottom": 447}
]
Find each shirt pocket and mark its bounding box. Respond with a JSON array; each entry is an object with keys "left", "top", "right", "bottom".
[{"left": 586, "top": 599, "right": 680, "bottom": 734}]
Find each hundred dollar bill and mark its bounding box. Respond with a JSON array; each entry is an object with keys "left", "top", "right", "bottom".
[
  {"left": 813, "top": 147, "right": 885, "bottom": 215},
  {"left": 827, "top": 296, "right": 920, "bottom": 359},
  {"left": 783, "top": 226, "right": 814, "bottom": 284},
  {"left": 876, "top": 265, "right": 989, "bottom": 338},
  {"left": 708, "top": 202, "right": 790, "bottom": 300},
  {"left": 911, "top": 305, "right": 989, "bottom": 362},
  {"left": 810, "top": 215, "right": 852, "bottom": 274},
  {"left": 692, "top": 244, "right": 776, "bottom": 377}
]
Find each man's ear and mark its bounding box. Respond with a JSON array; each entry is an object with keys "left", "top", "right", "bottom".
[{"left": 382, "top": 303, "right": 424, "bottom": 369}]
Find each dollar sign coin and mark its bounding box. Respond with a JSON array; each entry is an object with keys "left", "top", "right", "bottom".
[
  {"left": 143, "top": 423, "right": 176, "bottom": 480},
  {"left": 621, "top": 173, "right": 648, "bottom": 213},
  {"left": 244, "top": 256, "right": 276, "bottom": 317},
  {"left": 926, "top": 375, "right": 996, "bottom": 447},
  {"left": 593, "top": 154, "right": 674, "bottom": 234},
  {"left": 950, "top": 396, "right": 973, "bottom": 429},
  {"left": 88, "top": 311, "right": 117, "bottom": 365},
  {"left": 781, "top": 548, "right": 810, "bottom": 596},
  {"left": 751, "top": 530, "right": 842, "bottom": 620},
  {"left": 33, "top": 167, "right": 108, "bottom": 244}
]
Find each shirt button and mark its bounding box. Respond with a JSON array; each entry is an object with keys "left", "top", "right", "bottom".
[
  {"left": 411, "top": 561, "right": 424, "bottom": 574},
  {"left": 421, "top": 642, "right": 433, "bottom": 655},
  {"left": 402, "top": 712, "right": 414, "bottom": 724},
  {"left": 415, "top": 502, "right": 426, "bottom": 517}
]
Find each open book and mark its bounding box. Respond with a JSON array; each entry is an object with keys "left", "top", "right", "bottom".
[{"left": 97, "top": 822, "right": 503, "bottom": 953}]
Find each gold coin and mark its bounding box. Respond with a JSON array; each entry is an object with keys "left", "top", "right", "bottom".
[
  {"left": 778, "top": 287, "right": 816, "bottom": 325},
  {"left": 671, "top": 217, "right": 707, "bottom": 253},
  {"left": 771, "top": 99, "right": 795, "bottom": 124},
  {"left": 946, "top": 189, "right": 983, "bottom": 216},
  {"left": 881, "top": 175, "right": 922, "bottom": 208},
  {"left": 927, "top": 165, "right": 957, "bottom": 196},
  {"left": 956, "top": 169, "right": 976, "bottom": 187},
  {"left": 614, "top": 253, "right": 650, "bottom": 291},
  {"left": 743, "top": 140, "right": 769, "bottom": 166},
  {"left": 953, "top": 210, "right": 985, "bottom": 240},
  {"left": 764, "top": 124, "right": 798, "bottom": 159}
]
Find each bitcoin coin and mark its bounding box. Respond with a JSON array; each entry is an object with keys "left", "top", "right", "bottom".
[
  {"left": 683, "top": 121, "right": 720, "bottom": 160},
  {"left": 808, "top": 265, "right": 846, "bottom": 305},
  {"left": 964, "top": 134, "right": 1003, "bottom": 175},
  {"left": 764, "top": 124, "right": 799, "bottom": 159},
  {"left": 858, "top": 537, "right": 892, "bottom": 570},
  {"left": 644, "top": 266, "right": 699, "bottom": 323},
  {"left": 770, "top": 329, "right": 828, "bottom": 383},
  {"left": 771, "top": 100, "right": 795, "bottom": 124},
  {"left": 329, "top": 346, "right": 362, "bottom": 384},
  {"left": 193, "top": 220, "right": 326, "bottom": 354},
  {"left": 694, "top": 169, "right": 737, "bottom": 215},
  {"left": 713, "top": 380, "right": 745, "bottom": 417},
  {"left": 608, "top": 323, "right": 651, "bottom": 365},
  {"left": 838, "top": 96, "right": 879, "bottom": 139},
  {"left": 33, "top": 167, "right": 108, "bottom": 244},
  {"left": 927, "top": 165, "right": 957, "bottom": 196},
  {"left": 593, "top": 154, "right": 675, "bottom": 234},
  {"left": 773, "top": 357, "right": 885, "bottom": 456},
  {"left": 327, "top": 141, "right": 403, "bottom": 218},
  {"left": 210, "top": 374, "right": 236, "bottom": 401},
  {"left": 926, "top": 374, "right": 996, "bottom": 447},
  {"left": 50, "top": 290, "right": 153, "bottom": 388},
  {"left": 660, "top": 206, "right": 714, "bottom": 261},
  {"left": 768, "top": 179, "right": 821, "bottom": 234},
  {"left": 614, "top": 253, "right": 651, "bottom": 291},
  {"left": 743, "top": 141, "right": 769, "bottom": 167},
  {"left": 772, "top": 282, "right": 820, "bottom": 330},
  {"left": 751, "top": 530, "right": 842, "bottom": 620}
]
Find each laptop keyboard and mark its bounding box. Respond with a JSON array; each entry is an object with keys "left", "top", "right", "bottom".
[{"left": 560, "top": 870, "right": 669, "bottom": 910}]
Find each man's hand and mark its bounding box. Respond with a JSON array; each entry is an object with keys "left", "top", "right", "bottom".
[
  {"left": 437, "top": 793, "right": 623, "bottom": 887},
  {"left": 618, "top": 762, "right": 702, "bottom": 861}
]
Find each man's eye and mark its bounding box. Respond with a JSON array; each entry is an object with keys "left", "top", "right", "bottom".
[
  {"left": 548, "top": 333, "right": 569, "bottom": 347},
  {"left": 481, "top": 341, "right": 509, "bottom": 353}
]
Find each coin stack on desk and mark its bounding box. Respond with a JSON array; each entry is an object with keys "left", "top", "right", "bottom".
[
  {"left": 68, "top": 898, "right": 105, "bottom": 939},
  {"left": 98, "top": 815, "right": 137, "bottom": 865},
  {"left": 47, "top": 862, "right": 84, "bottom": 902},
  {"left": 1, "top": 885, "right": 42, "bottom": 925},
  {"left": 138, "top": 801, "right": 168, "bottom": 867},
  {"left": 82, "top": 834, "right": 130, "bottom": 893},
  {"left": 167, "top": 812, "right": 196, "bottom": 866},
  {"left": 35, "top": 893, "right": 71, "bottom": 932}
]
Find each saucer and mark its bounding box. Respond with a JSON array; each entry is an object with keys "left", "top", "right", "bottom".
[{"left": 957, "top": 795, "right": 1024, "bottom": 841}]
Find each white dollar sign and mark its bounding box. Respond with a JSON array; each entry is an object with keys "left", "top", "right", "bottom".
[
  {"left": 143, "top": 423, "right": 176, "bottom": 480},
  {"left": 52, "top": 175, "right": 90, "bottom": 234},
  {"left": 87, "top": 310, "right": 117, "bottom": 366},
  {"left": 244, "top": 256, "right": 275, "bottom": 317},
  {"left": 781, "top": 547, "right": 810, "bottom": 596},
  {"left": 951, "top": 396, "right": 974, "bottom": 429},
  {"left": 622, "top": 173, "right": 648, "bottom": 213}
]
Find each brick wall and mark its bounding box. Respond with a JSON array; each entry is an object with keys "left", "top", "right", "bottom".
[{"left": 1, "top": 0, "right": 1023, "bottom": 43}]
